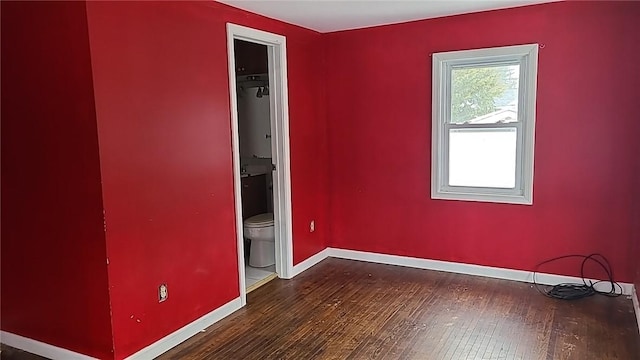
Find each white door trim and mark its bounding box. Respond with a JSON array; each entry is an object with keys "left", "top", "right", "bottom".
[{"left": 226, "top": 23, "right": 294, "bottom": 306}]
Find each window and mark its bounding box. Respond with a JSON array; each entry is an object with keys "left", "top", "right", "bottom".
[{"left": 431, "top": 44, "right": 538, "bottom": 205}]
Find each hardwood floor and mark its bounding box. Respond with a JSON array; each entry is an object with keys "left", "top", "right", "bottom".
[
  {"left": 159, "top": 258, "right": 640, "bottom": 360},
  {"left": 2, "top": 258, "right": 639, "bottom": 359}
]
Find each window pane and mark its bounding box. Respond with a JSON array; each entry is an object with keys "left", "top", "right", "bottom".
[
  {"left": 450, "top": 64, "right": 519, "bottom": 124},
  {"left": 449, "top": 128, "right": 517, "bottom": 188}
]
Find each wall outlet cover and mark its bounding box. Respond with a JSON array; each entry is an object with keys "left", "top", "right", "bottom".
[{"left": 159, "top": 284, "right": 168, "bottom": 302}]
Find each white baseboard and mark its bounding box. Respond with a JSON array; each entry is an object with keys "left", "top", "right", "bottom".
[
  {"left": 326, "top": 248, "right": 635, "bottom": 295},
  {"left": 124, "top": 297, "right": 242, "bottom": 360},
  {"left": 292, "top": 248, "right": 329, "bottom": 277},
  {"left": 0, "top": 331, "right": 98, "bottom": 360},
  {"left": 632, "top": 286, "right": 640, "bottom": 335}
]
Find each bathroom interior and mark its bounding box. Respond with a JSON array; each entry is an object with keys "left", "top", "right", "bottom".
[{"left": 234, "top": 39, "right": 277, "bottom": 293}]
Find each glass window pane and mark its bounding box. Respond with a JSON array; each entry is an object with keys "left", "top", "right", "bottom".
[
  {"left": 450, "top": 64, "right": 519, "bottom": 124},
  {"left": 449, "top": 128, "right": 517, "bottom": 188}
]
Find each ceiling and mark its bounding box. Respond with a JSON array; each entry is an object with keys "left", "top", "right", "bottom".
[{"left": 218, "top": 0, "right": 558, "bottom": 33}]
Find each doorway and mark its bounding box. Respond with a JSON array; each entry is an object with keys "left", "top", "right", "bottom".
[{"left": 226, "top": 24, "right": 293, "bottom": 306}]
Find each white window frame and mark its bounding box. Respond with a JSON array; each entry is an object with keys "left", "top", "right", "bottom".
[{"left": 431, "top": 44, "right": 538, "bottom": 205}]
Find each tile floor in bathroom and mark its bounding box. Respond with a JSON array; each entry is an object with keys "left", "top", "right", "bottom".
[{"left": 245, "top": 264, "right": 276, "bottom": 291}]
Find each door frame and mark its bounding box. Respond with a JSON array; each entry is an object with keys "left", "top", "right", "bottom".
[{"left": 226, "top": 23, "right": 294, "bottom": 306}]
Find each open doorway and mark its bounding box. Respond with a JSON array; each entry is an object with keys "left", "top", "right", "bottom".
[
  {"left": 226, "top": 24, "right": 293, "bottom": 306},
  {"left": 235, "top": 39, "right": 276, "bottom": 292}
]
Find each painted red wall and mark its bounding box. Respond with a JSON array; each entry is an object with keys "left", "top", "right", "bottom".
[
  {"left": 85, "top": 2, "right": 328, "bottom": 358},
  {"left": 325, "top": 1, "right": 640, "bottom": 282},
  {"left": 0, "top": 2, "right": 114, "bottom": 358}
]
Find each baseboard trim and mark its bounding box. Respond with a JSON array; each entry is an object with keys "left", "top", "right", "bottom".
[
  {"left": 0, "top": 331, "right": 98, "bottom": 360},
  {"left": 292, "top": 248, "right": 329, "bottom": 277},
  {"left": 326, "top": 248, "right": 635, "bottom": 295},
  {"left": 124, "top": 297, "right": 242, "bottom": 360},
  {"left": 632, "top": 286, "right": 640, "bottom": 335}
]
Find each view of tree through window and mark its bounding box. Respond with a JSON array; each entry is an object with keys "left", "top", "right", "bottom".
[{"left": 450, "top": 65, "right": 519, "bottom": 124}]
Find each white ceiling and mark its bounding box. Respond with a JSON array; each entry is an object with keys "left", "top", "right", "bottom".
[{"left": 218, "top": 0, "right": 557, "bottom": 33}]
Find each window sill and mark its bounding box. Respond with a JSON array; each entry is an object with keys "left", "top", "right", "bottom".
[{"left": 431, "top": 190, "right": 532, "bottom": 205}]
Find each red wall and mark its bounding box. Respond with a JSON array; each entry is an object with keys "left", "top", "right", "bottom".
[
  {"left": 0, "top": 2, "right": 114, "bottom": 359},
  {"left": 85, "top": 2, "right": 328, "bottom": 358},
  {"left": 325, "top": 1, "right": 640, "bottom": 282}
]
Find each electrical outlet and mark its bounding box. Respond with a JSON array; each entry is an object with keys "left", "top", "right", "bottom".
[
  {"left": 158, "top": 284, "right": 168, "bottom": 302},
  {"left": 310, "top": 220, "right": 315, "bottom": 233}
]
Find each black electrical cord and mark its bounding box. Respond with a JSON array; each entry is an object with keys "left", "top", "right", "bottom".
[{"left": 532, "top": 253, "right": 623, "bottom": 300}]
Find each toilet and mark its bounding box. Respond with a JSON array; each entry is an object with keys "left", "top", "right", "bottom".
[{"left": 243, "top": 212, "right": 275, "bottom": 268}]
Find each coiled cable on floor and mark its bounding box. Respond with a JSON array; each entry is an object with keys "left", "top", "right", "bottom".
[{"left": 533, "top": 253, "right": 623, "bottom": 300}]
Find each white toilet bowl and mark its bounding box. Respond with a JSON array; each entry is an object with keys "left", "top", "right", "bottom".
[{"left": 244, "top": 213, "right": 275, "bottom": 268}]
